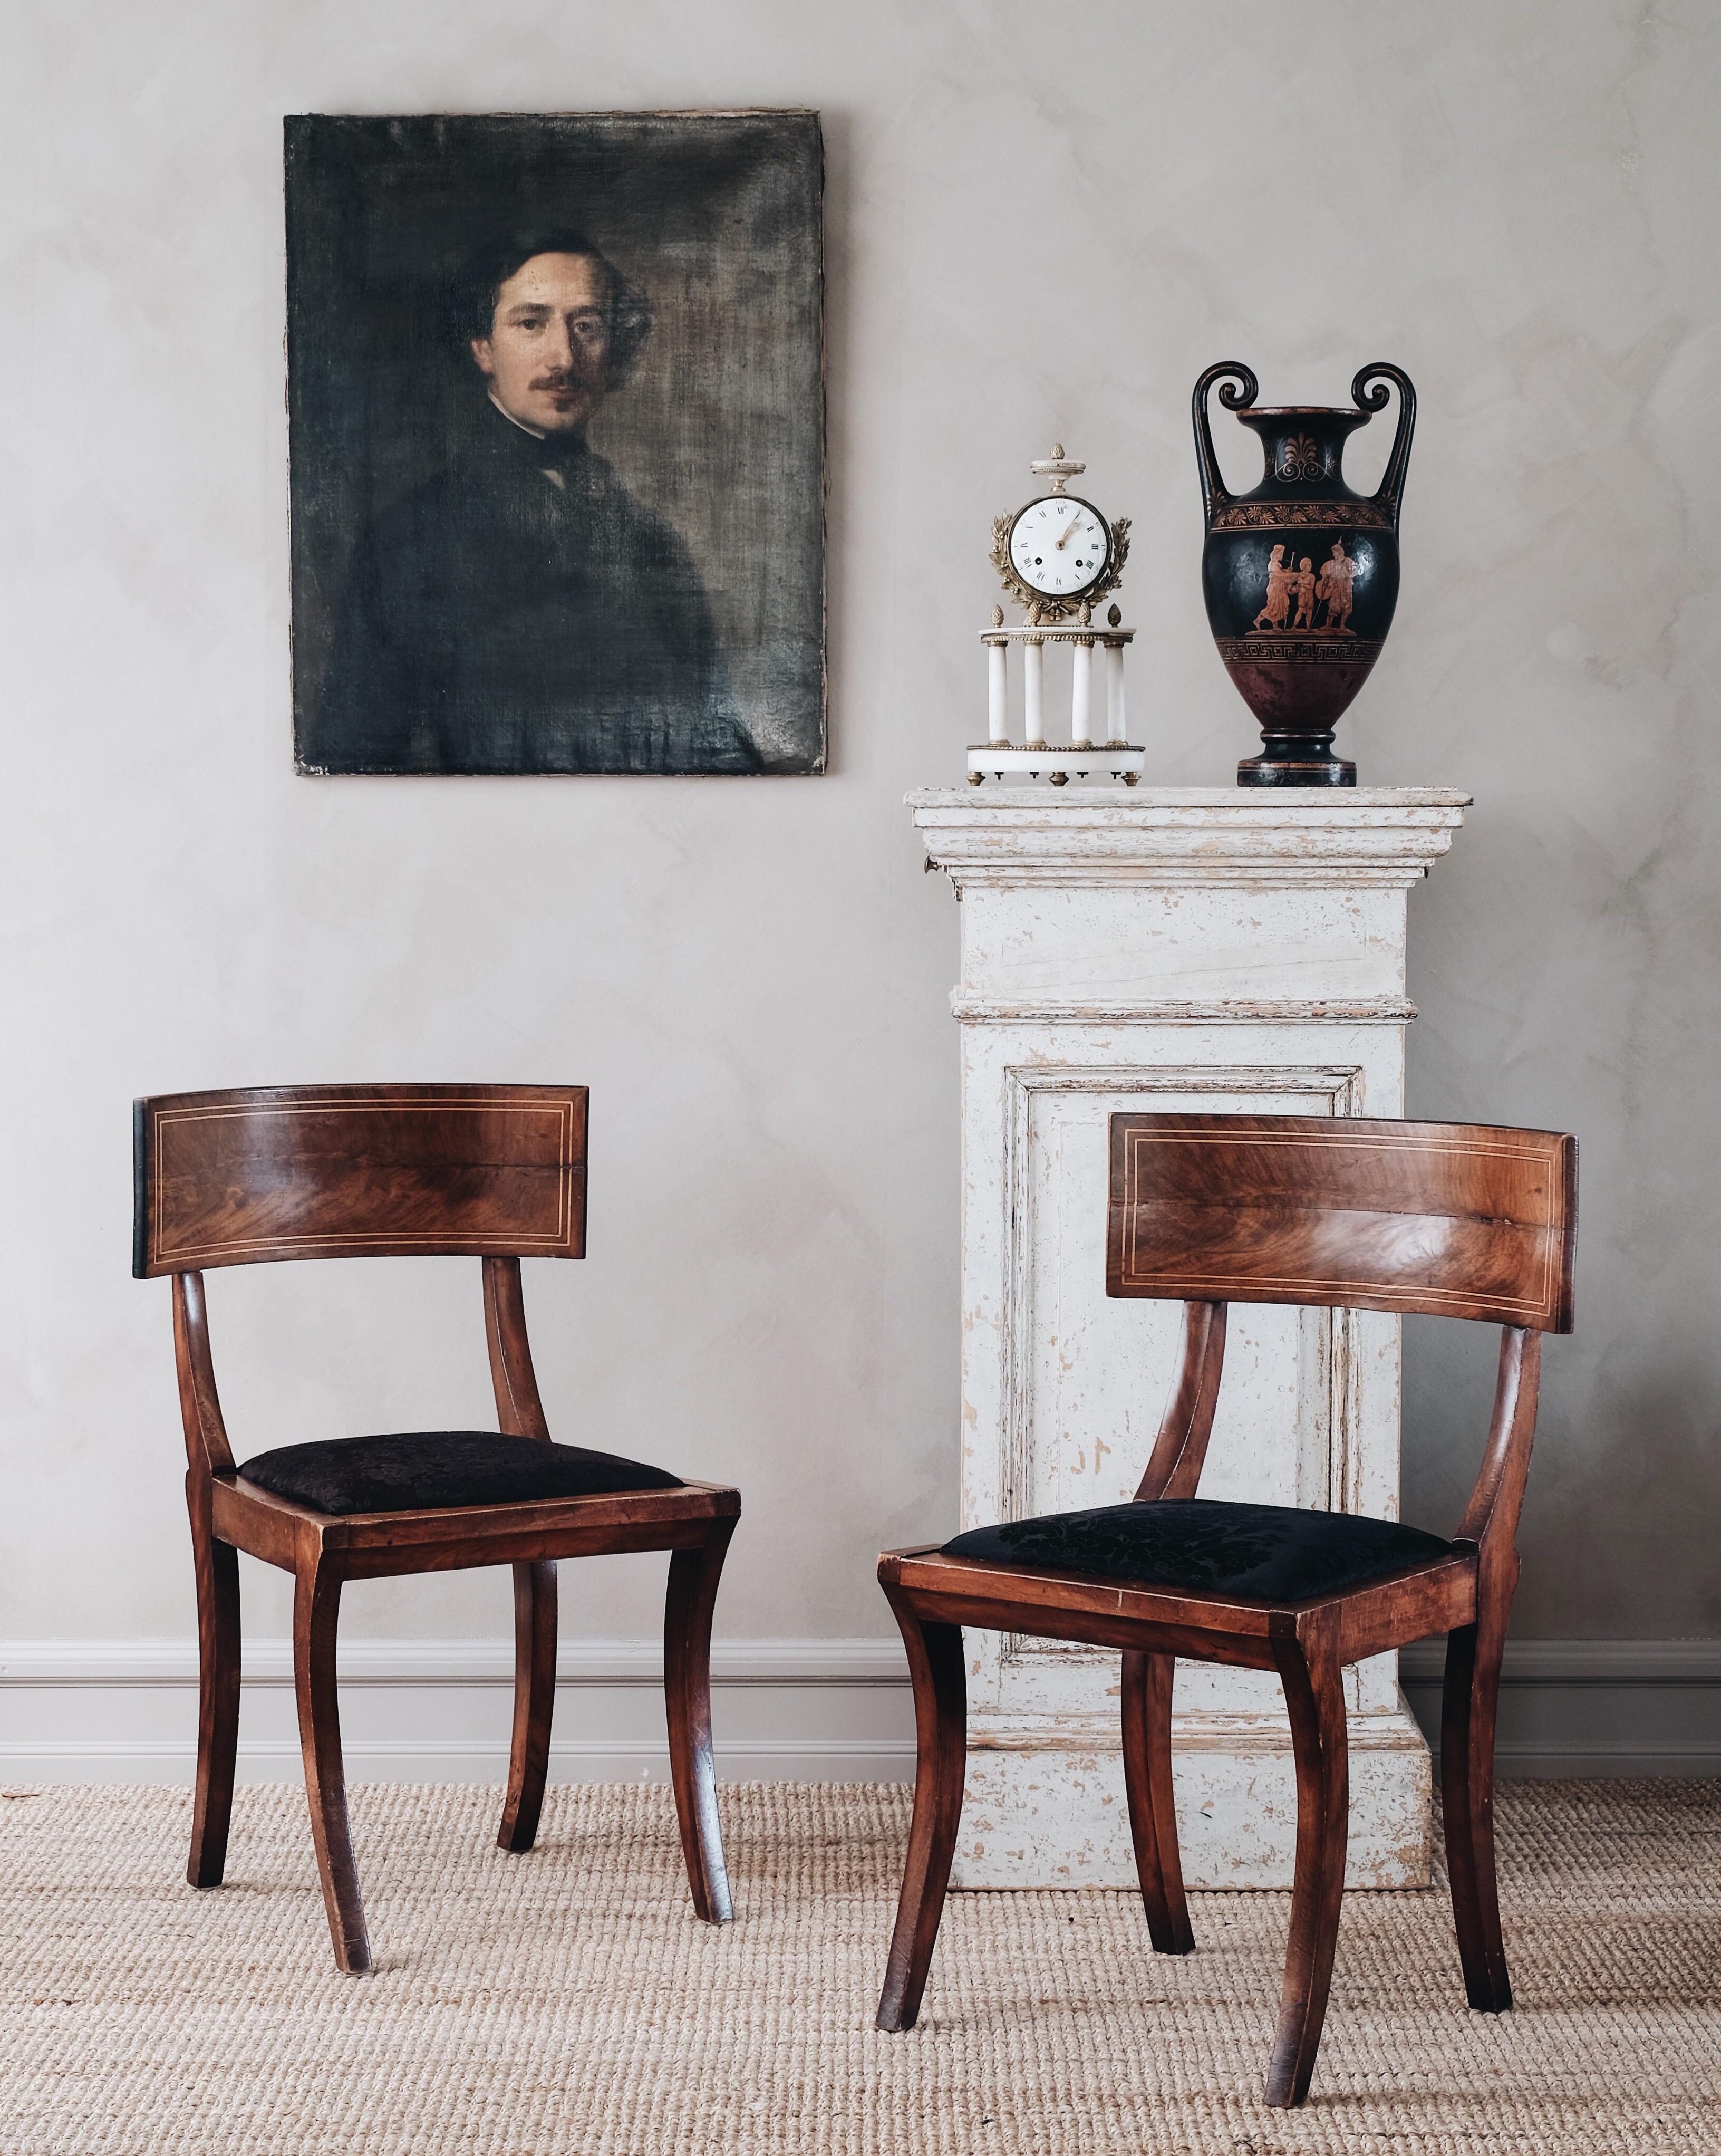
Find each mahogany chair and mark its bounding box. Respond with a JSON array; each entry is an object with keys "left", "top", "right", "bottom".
[
  {"left": 133, "top": 1083, "right": 739, "bottom": 1975},
  {"left": 874, "top": 1112, "right": 1576, "bottom": 2108}
]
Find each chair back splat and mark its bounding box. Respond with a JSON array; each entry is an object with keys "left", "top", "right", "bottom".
[
  {"left": 1107, "top": 1113, "right": 1575, "bottom": 1332},
  {"left": 133, "top": 1083, "right": 587, "bottom": 1275}
]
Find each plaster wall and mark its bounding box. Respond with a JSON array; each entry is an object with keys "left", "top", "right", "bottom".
[{"left": 3, "top": 0, "right": 1717, "bottom": 1671}]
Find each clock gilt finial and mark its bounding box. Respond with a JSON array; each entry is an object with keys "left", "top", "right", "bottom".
[{"left": 1030, "top": 443, "right": 1085, "bottom": 496}]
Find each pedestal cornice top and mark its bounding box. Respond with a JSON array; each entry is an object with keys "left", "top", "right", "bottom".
[{"left": 907, "top": 787, "right": 1471, "bottom": 890}]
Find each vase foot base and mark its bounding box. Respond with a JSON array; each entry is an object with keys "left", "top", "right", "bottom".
[{"left": 1238, "top": 753, "right": 1356, "bottom": 788}]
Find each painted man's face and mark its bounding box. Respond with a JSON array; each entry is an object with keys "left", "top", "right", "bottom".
[{"left": 472, "top": 252, "right": 612, "bottom": 435}]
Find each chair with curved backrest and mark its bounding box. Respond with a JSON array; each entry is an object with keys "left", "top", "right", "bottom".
[
  {"left": 133, "top": 1082, "right": 739, "bottom": 1974},
  {"left": 874, "top": 1112, "right": 1577, "bottom": 2108}
]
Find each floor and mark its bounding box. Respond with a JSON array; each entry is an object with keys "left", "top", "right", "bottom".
[{"left": 2, "top": 1779, "right": 1715, "bottom": 2153}]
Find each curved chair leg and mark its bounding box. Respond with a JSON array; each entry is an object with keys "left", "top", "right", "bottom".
[
  {"left": 664, "top": 1520, "right": 735, "bottom": 1923},
  {"left": 498, "top": 1560, "right": 558, "bottom": 1854},
  {"left": 1267, "top": 1619, "right": 1349, "bottom": 2108},
  {"left": 1442, "top": 1609, "right": 1512, "bottom": 2010},
  {"left": 293, "top": 1549, "right": 370, "bottom": 1973},
  {"left": 187, "top": 1504, "right": 241, "bottom": 1890},
  {"left": 875, "top": 1589, "right": 966, "bottom": 2033},
  {"left": 1121, "top": 1648, "right": 1194, "bottom": 1954}
]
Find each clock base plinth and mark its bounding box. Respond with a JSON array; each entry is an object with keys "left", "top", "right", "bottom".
[{"left": 967, "top": 742, "right": 1145, "bottom": 785}]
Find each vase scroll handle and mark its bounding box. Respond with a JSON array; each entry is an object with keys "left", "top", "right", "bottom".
[
  {"left": 1192, "top": 362, "right": 1258, "bottom": 522},
  {"left": 1352, "top": 363, "right": 1416, "bottom": 517}
]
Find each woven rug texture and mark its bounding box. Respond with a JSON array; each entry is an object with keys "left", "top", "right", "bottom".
[{"left": 1, "top": 1778, "right": 1716, "bottom": 2154}]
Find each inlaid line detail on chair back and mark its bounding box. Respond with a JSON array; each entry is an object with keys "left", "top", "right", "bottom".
[
  {"left": 133, "top": 1084, "right": 587, "bottom": 1276},
  {"left": 1107, "top": 1114, "right": 1575, "bottom": 1332}
]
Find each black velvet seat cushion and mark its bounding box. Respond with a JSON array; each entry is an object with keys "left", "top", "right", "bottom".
[
  {"left": 237, "top": 1431, "right": 682, "bottom": 1516},
  {"left": 943, "top": 1498, "right": 1451, "bottom": 1603}
]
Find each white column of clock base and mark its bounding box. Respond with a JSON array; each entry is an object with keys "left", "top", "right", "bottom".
[
  {"left": 986, "top": 638, "right": 1010, "bottom": 744},
  {"left": 1022, "top": 639, "right": 1045, "bottom": 745},
  {"left": 1070, "top": 638, "right": 1093, "bottom": 747},
  {"left": 1105, "top": 640, "right": 1126, "bottom": 742}
]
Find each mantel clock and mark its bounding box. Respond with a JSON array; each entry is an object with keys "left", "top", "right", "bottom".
[{"left": 972, "top": 447, "right": 1144, "bottom": 786}]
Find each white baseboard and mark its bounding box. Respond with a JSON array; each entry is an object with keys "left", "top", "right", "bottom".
[
  {"left": 0, "top": 1636, "right": 909, "bottom": 1687},
  {"left": 0, "top": 1637, "right": 917, "bottom": 1784},
  {"left": 1398, "top": 1639, "right": 1721, "bottom": 1777},
  {"left": 1, "top": 1637, "right": 1715, "bottom": 1784}
]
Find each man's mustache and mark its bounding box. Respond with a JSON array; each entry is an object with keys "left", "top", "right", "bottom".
[{"left": 530, "top": 371, "right": 588, "bottom": 392}]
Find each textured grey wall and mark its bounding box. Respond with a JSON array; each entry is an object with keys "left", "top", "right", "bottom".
[{"left": 3, "top": 0, "right": 1715, "bottom": 1648}]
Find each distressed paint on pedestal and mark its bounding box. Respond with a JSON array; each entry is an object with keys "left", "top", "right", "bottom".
[{"left": 910, "top": 787, "right": 1469, "bottom": 1888}]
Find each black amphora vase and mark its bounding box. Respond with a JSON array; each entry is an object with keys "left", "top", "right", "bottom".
[{"left": 1193, "top": 362, "right": 1415, "bottom": 786}]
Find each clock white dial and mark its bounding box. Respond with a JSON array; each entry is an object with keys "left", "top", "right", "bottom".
[{"left": 1008, "top": 495, "right": 1111, "bottom": 600}]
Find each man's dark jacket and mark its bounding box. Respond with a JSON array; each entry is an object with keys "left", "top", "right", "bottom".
[{"left": 304, "top": 403, "right": 760, "bottom": 774}]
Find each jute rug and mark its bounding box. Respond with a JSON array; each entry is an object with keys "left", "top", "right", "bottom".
[{"left": 1, "top": 1779, "right": 1715, "bottom": 2153}]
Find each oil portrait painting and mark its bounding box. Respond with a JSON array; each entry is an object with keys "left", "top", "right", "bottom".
[{"left": 286, "top": 112, "right": 825, "bottom": 776}]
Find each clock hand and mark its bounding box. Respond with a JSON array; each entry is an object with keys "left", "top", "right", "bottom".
[{"left": 1054, "top": 509, "right": 1085, "bottom": 550}]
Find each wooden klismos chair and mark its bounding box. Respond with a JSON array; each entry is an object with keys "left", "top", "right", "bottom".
[
  {"left": 874, "top": 1113, "right": 1576, "bottom": 2108},
  {"left": 133, "top": 1083, "right": 739, "bottom": 1974}
]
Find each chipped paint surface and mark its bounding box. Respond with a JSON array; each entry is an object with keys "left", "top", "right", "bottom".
[
  {"left": 915, "top": 789, "right": 1466, "bottom": 1890},
  {"left": 955, "top": 1733, "right": 1433, "bottom": 1889}
]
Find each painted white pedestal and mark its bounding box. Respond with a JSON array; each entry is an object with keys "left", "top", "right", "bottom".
[{"left": 910, "top": 786, "right": 1469, "bottom": 1889}]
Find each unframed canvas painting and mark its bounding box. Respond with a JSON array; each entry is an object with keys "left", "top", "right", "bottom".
[{"left": 286, "top": 112, "right": 825, "bottom": 776}]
